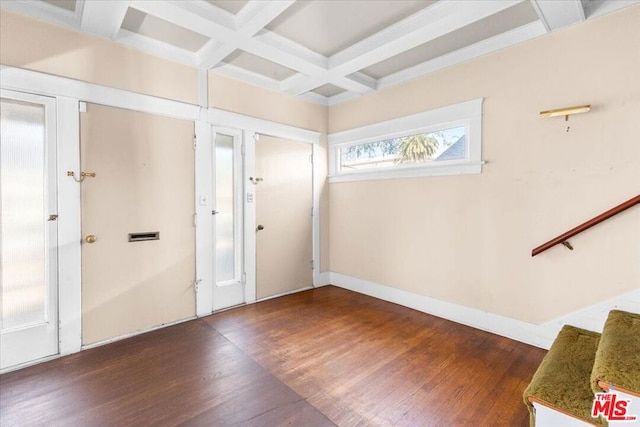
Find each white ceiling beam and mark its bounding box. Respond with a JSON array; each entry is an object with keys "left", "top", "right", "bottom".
[
  {"left": 329, "top": 0, "right": 523, "bottom": 76},
  {"left": 236, "top": 0, "right": 296, "bottom": 36},
  {"left": 530, "top": 0, "right": 585, "bottom": 32},
  {"left": 198, "top": 0, "right": 296, "bottom": 70},
  {"left": 80, "top": 0, "right": 130, "bottom": 39},
  {"left": 134, "top": 0, "right": 326, "bottom": 76},
  {"left": 198, "top": 40, "right": 234, "bottom": 69}
]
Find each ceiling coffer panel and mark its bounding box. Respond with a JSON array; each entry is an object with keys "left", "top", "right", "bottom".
[{"left": 312, "top": 84, "right": 346, "bottom": 97}]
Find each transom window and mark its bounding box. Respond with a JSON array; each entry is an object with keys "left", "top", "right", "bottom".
[{"left": 328, "top": 98, "right": 483, "bottom": 182}]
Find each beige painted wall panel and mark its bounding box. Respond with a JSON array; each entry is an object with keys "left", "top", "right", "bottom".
[
  {"left": 0, "top": 10, "right": 197, "bottom": 104},
  {"left": 329, "top": 6, "right": 640, "bottom": 324},
  {"left": 209, "top": 73, "right": 330, "bottom": 272},
  {"left": 80, "top": 104, "right": 195, "bottom": 344},
  {"left": 256, "top": 136, "right": 313, "bottom": 299}
]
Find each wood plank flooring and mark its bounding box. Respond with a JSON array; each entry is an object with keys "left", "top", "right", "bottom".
[{"left": 0, "top": 286, "right": 546, "bottom": 426}]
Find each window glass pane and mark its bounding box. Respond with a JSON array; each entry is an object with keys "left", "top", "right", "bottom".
[
  {"left": 1, "top": 98, "right": 47, "bottom": 330},
  {"left": 215, "top": 133, "right": 235, "bottom": 283},
  {"left": 340, "top": 126, "right": 465, "bottom": 171}
]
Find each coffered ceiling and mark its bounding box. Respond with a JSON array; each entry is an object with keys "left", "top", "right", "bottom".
[{"left": 3, "top": 0, "right": 638, "bottom": 106}]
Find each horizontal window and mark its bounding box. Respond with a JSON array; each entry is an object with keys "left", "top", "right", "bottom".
[{"left": 328, "top": 98, "right": 484, "bottom": 182}]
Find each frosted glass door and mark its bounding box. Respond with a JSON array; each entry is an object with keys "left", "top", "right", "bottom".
[
  {"left": 212, "top": 131, "right": 244, "bottom": 311},
  {"left": 0, "top": 90, "right": 58, "bottom": 370}
]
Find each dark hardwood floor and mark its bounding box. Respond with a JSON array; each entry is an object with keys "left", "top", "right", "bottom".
[{"left": 0, "top": 286, "right": 546, "bottom": 426}]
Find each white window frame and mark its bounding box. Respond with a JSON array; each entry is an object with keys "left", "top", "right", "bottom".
[{"left": 328, "top": 98, "right": 484, "bottom": 182}]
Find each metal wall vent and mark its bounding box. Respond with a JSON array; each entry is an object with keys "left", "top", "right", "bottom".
[{"left": 128, "top": 232, "right": 160, "bottom": 242}]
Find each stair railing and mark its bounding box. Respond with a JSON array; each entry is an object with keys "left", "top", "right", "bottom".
[{"left": 532, "top": 194, "right": 640, "bottom": 256}]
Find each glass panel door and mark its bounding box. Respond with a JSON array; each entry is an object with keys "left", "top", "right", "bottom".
[
  {"left": 212, "top": 130, "right": 244, "bottom": 310},
  {"left": 1, "top": 90, "right": 58, "bottom": 370}
]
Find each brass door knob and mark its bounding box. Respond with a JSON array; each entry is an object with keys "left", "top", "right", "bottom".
[{"left": 85, "top": 235, "right": 97, "bottom": 244}]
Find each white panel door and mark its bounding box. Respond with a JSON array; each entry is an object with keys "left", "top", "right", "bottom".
[
  {"left": 212, "top": 130, "right": 244, "bottom": 311},
  {"left": 0, "top": 90, "right": 58, "bottom": 370}
]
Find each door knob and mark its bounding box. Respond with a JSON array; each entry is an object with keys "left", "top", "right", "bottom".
[
  {"left": 256, "top": 224, "right": 264, "bottom": 232},
  {"left": 85, "top": 235, "right": 97, "bottom": 244}
]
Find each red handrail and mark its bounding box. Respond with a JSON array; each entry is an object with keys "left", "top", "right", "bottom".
[{"left": 532, "top": 194, "right": 640, "bottom": 257}]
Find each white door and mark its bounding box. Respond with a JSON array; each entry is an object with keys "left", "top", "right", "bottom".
[
  {"left": 212, "top": 130, "right": 244, "bottom": 310},
  {"left": 0, "top": 90, "right": 58, "bottom": 370},
  {"left": 255, "top": 135, "right": 313, "bottom": 300}
]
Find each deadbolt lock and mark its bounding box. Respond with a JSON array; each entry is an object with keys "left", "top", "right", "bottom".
[{"left": 85, "top": 235, "right": 97, "bottom": 244}]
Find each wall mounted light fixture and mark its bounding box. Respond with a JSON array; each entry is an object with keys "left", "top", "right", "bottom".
[{"left": 539, "top": 105, "right": 591, "bottom": 121}]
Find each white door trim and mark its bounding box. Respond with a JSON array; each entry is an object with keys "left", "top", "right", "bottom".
[{"left": 243, "top": 131, "right": 257, "bottom": 304}]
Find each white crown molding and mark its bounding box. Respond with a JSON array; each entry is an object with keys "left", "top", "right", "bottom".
[{"left": 378, "top": 20, "right": 547, "bottom": 91}]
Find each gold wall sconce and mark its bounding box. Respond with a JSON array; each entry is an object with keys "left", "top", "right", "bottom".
[{"left": 539, "top": 105, "right": 591, "bottom": 121}]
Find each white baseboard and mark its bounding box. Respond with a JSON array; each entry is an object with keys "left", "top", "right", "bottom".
[
  {"left": 315, "top": 271, "right": 332, "bottom": 287},
  {"left": 327, "top": 272, "right": 640, "bottom": 349},
  {"left": 255, "top": 285, "right": 315, "bottom": 303},
  {"left": 81, "top": 316, "right": 196, "bottom": 350}
]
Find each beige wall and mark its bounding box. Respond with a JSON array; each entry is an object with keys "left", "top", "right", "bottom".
[
  {"left": 328, "top": 7, "right": 640, "bottom": 324},
  {"left": 0, "top": 10, "right": 197, "bottom": 104},
  {"left": 209, "top": 73, "right": 331, "bottom": 272}
]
